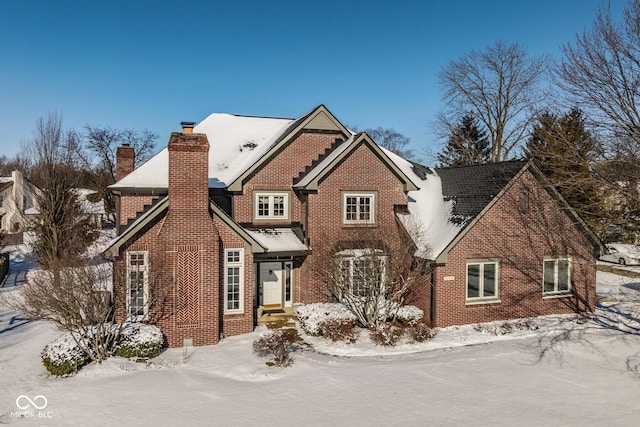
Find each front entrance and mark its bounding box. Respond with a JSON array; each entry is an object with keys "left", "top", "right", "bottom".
[
  {"left": 260, "top": 262, "right": 283, "bottom": 309},
  {"left": 255, "top": 259, "right": 293, "bottom": 310}
]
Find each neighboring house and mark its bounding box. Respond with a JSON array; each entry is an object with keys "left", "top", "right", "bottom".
[
  {"left": 0, "top": 170, "right": 39, "bottom": 234},
  {"left": 103, "top": 105, "right": 602, "bottom": 347},
  {"left": 75, "top": 188, "right": 107, "bottom": 228}
]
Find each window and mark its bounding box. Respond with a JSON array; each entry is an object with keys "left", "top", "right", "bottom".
[
  {"left": 127, "top": 251, "right": 148, "bottom": 320},
  {"left": 337, "top": 250, "right": 385, "bottom": 297},
  {"left": 343, "top": 193, "right": 375, "bottom": 224},
  {"left": 285, "top": 261, "right": 293, "bottom": 303},
  {"left": 543, "top": 257, "right": 571, "bottom": 295},
  {"left": 254, "top": 192, "right": 289, "bottom": 220},
  {"left": 466, "top": 260, "right": 499, "bottom": 302},
  {"left": 225, "top": 249, "right": 244, "bottom": 313}
]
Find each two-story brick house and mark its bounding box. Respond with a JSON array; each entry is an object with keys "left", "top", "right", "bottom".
[{"left": 103, "top": 105, "right": 602, "bottom": 347}]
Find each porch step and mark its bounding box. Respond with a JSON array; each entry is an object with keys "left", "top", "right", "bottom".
[{"left": 257, "top": 307, "right": 297, "bottom": 329}]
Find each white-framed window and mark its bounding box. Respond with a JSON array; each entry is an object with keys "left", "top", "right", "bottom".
[
  {"left": 254, "top": 192, "right": 289, "bottom": 220},
  {"left": 543, "top": 257, "right": 571, "bottom": 295},
  {"left": 337, "top": 249, "right": 386, "bottom": 297},
  {"left": 343, "top": 192, "right": 375, "bottom": 224},
  {"left": 224, "top": 248, "right": 244, "bottom": 313},
  {"left": 466, "top": 259, "right": 499, "bottom": 302},
  {"left": 126, "top": 251, "right": 149, "bottom": 320}
]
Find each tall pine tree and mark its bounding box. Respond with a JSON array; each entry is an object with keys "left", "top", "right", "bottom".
[
  {"left": 526, "top": 108, "right": 604, "bottom": 232},
  {"left": 437, "top": 114, "right": 490, "bottom": 167}
]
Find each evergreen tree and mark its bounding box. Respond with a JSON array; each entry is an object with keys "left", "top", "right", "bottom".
[
  {"left": 526, "top": 108, "right": 605, "bottom": 232},
  {"left": 437, "top": 114, "right": 490, "bottom": 167}
]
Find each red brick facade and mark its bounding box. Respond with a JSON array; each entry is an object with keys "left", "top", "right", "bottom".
[
  {"left": 431, "top": 170, "right": 596, "bottom": 327},
  {"left": 109, "top": 107, "right": 598, "bottom": 347}
]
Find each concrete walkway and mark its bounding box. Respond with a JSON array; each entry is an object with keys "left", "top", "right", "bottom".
[{"left": 0, "top": 245, "right": 36, "bottom": 289}]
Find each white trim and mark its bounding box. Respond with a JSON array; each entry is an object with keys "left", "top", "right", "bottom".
[
  {"left": 126, "top": 251, "right": 149, "bottom": 321},
  {"left": 466, "top": 259, "right": 500, "bottom": 303},
  {"left": 254, "top": 191, "right": 290, "bottom": 221},
  {"left": 342, "top": 192, "right": 376, "bottom": 225},
  {"left": 543, "top": 256, "right": 572, "bottom": 296},
  {"left": 224, "top": 248, "right": 245, "bottom": 314}
]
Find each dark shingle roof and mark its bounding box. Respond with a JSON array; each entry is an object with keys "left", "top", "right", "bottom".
[{"left": 435, "top": 160, "right": 526, "bottom": 223}]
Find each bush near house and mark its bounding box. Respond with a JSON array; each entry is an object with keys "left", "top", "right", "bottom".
[
  {"left": 41, "top": 332, "right": 91, "bottom": 376},
  {"left": 114, "top": 323, "right": 164, "bottom": 359},
  {"left": 253, "top": 328, "right": 298, "bottom": 367},
  {"left": 41, "top": 323, "right": 165, "bottom": 376}
]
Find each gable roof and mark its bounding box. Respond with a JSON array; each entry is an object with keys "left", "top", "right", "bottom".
[
  {"left": 431, "top": 161, "right": 603, "bottom": 263},
  {"left": 293, "top": 132, "right": 418, "bottom": 192},
  {"left": 110, "top": 105, "right": 351, "bottom": 193},
  {"left": 102, "top": 198, "right": 267, "bottom": 257},
  {"left": 435, "top": 161, "right": 526, "bottom": 224}
]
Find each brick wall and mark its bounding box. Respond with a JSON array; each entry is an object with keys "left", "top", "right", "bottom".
[
  {"left": 433, "top": 170, "right": 596, "bottom": 327},
  {"left": 301, "top": 142, "right": 410, "bottom": 303},
  {"left": 233, "top": 132, "right": 341, "bottom": 224}
]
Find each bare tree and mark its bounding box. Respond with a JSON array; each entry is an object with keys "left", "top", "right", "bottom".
[
  {"left": 438, "top": 41, "right": 548, "bottom": 162},
  {"left": 315, "top": 225, "right": 430, "bottom": 327},
  {"left": 22, "top": 113, "right": 94, "bottom": 269},
  {"left": 556, "top": 1, "right": 640, "bottom": 240},
  {"left": 364, "top": 127, "right": 414, "bottom": 159},
  {"left": 81, "top": 126, "right": 158, "bottom": 219}
]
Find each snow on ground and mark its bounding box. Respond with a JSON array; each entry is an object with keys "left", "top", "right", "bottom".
[{"left": 1, "top": 245, "right": 639, "bottom": 425}]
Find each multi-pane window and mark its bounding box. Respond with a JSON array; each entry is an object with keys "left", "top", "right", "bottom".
[
  {"left": 127, "top": 251, "right": 148, "bottom": 319},
  {"left": 339, "top": 252, "right": 385, "bottom": 297},
  {"left": 543, "top": 257, "right": 571, "bottom": 295},
  {"left": 343, "top": 193, "right": 375, "bottom": 224},
  {"left": 466, "top": 260, "right": 499, "bottom": 302},
  {"left": 255, "top": 193, "right": 288, "bottom": 220},
  {"left": 225, "top": 249, "right": 244, "bottom": 313}
]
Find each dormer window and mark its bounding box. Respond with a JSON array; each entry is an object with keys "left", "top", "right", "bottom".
[{"left": 254, "top": 192, "right": 289, "bottom": 220}]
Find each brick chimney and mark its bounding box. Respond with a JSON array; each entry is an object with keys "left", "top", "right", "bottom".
[
  {"left": 167, "top": 129, "right": 210, "bottom": 215},
  {"left": 115, "top": 144, "right": 135, "bottom": 181}
]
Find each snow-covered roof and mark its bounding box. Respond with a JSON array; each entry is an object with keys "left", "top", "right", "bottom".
[
  {"left": 381, "top": 148, "right": 463, "bottom": 260},
  {"left": 245, "top": 228, "right": 308, "bottom": 254},
  {"left": 111, "top": 114, "right": 295, "bottom": 190}
]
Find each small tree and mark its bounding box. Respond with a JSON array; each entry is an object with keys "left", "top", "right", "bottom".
[
  {"left": 319, "top": 226, "right": 430, "bottom": 328},
  {"left": 2, "top": 262, "right": 121, "bottom": 362}
]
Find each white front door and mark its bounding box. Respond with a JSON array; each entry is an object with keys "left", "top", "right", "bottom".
[{"left": 260, "top": 262, "right": 283, "bottom": 309}]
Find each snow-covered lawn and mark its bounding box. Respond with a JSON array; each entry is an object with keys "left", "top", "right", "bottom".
[{"left": 1, "top": 246, "right": 639, "bottom": 425}]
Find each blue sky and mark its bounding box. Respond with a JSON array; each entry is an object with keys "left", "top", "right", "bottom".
[{"left": 0, "top": 0, "right": 627, "bottom": 163}]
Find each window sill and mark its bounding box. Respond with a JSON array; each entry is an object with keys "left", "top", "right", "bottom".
[
  {"left": 223, "top": 310, "right": 245, "bottom": 316},
  {"left": 465, "top": 299, "right": 501, "bottom": 306},
  {"left": 543, "top": 293, "right": 573, "bottom": 299}
]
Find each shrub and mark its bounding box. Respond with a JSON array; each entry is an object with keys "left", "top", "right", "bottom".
[
  {"left": 474, "top": 318, "right": 540, "bottom": 335},
  {"left": 406, "top": 321, "right": 436, "bottom": 342},
  {"left": 369, "top": 323, "right": 404, "bottom": 347},
  {"left": 114, "top": 323, "right": 164, "bottom": 359},
  {"left": 389, "top": 305, "right": 424, "bottom": 324},
  {"left": 295, "top": 303, "right": 356, "bottom": 336},
  {"left": 41, "top": 333, "right": 90, "bottom": 376},
  {"left": 318, "top": 318, "right": 359, "bottom": 343},
  {"left": 253, "top": 328, "right": 298, "bottom": 367}
]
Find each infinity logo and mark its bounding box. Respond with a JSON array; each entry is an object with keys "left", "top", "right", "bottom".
[{"left": 15, "top": 395, "right": 48, "bottom": 410}]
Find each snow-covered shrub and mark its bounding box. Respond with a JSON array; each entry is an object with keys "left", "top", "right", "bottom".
[
  {"left": 295, "top": 303, "right": 356, "bottom": 336},
  {"left": 474, "top": 318, "right": 540, "bottom": 335},
  {"left": 318, "top": 318, "right": 359, "bottom": 343},
  {"left": 369, "top": 323, "right": 404, "bottom": 347},
  {"left": 406, "top": 321, "right": 436, "bottom": 342},
  {"left": 389, "top": 305, "right": 424, "bottom": 324},
  {"left": 253, "top": 328, "right": 298, "bottom": 367},
  {"left": 41, "top": 332, "right": 90, "bottom": 376},
  {"left": 115, "top": 323, "right": 164, "bottom": 359}
]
